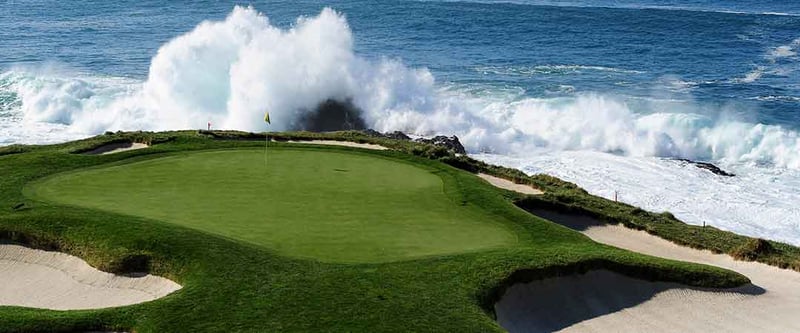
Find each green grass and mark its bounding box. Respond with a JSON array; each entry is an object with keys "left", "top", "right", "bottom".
[
  {"left": 514, "top": 193, "right": 800, "bottom": 271},
  {"left": 26, "top": 148, "right": 517, "bottom": 263},
  {"left": 0, "top": 131, "right": 751, "bottom": 332}
]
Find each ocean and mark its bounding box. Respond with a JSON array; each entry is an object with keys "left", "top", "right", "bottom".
[{"left": 2, "top": 0, "right": 799, "bottom": 244}]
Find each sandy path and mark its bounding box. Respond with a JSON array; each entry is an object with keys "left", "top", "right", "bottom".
[
  {"left": 0, "top": 244, "right": 181, "bottom": 310},
  {"left": 286, "top": 140, "right": 388, "bottom": 150},
  {"left": 85, "top": 142, "right": 149, "bottom": 155},
  {"left": 478, "top": 173, "right": 543, "bottom": 195},
  {"left": 496, "top": 210, "right": 800, "bottom": 333}
]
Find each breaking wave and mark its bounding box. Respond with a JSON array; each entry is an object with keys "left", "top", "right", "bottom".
[
  {"left": 474, "top": 64, "right": 644, "bottom": 77},
  {"left": 3, "top": 6, "right": 800, "bottom": 170}
]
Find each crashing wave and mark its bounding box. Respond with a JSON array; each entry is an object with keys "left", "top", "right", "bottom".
[{"left": 2, "top": 6, "right": 800, "bottom": 170}]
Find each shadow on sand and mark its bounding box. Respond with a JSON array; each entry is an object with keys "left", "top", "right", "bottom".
[
  {"left": 495, "top": 269, "right": 764, "bottom": 333},
  {"left": 494, "top": 208, "right": 765, "bottom": 333}
]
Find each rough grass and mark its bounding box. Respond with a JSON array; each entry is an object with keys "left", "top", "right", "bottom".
[
  {"left": 514, "top": 194, "right": 800, "bottom": 271},
  {"left": 731, "top": 238, "right": 775, "bottom": 261},
  {"left": 0, "top": 131, "right": 749, "bottom": 332}
]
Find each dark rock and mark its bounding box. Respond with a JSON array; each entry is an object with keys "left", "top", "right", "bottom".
[
  {"left": 297, "top": 99, "right": 367, "bottom": 132},
  {"left": 415, "top": 135, "right": 467, "bottom": 154},
  {"left": 385, "top": 131, "right": 411, "bottom": 141},
  {"left": 361, "top": 129, "right": 411, "bottom": 140},
  {"left": 677, "top": 159, "right": 735, "bottom": 177},
  {"left": 361, "top": 129, "right": 384, "bottom": 137}
]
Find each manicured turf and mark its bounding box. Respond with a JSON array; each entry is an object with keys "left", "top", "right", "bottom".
[
  {"left": 0, "top": 132, "right": 751, "bottom": 333},
  {"left": 26, "top": 148, "right": 517, "bottom": 263}
]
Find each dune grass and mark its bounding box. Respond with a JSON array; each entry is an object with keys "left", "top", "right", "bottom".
[
  {"left": 0, "top": 131, "right": 749, "bottom": 332},
  {"left": 26, "top": 148, "right": 517, "bottom": 263}
]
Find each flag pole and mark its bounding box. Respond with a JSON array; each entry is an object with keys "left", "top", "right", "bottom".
[
  {"left": 264, "top": 132, "right": 269, "bottom": 166},
  {"left": 264, "top": 111, "right": 271, "bottom": 168}
]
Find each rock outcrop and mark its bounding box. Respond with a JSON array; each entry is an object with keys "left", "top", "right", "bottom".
[
  {"left": 414, "top": 135, "right": 467, "bottom": 154},
  {"left": 361, "top": 130, "right": 465, "bottom": 154},
  {"left": 677, "top": 159, "right": 735, "bottom": 177}
]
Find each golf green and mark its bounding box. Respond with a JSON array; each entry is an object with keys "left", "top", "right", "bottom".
[{"left": 26, "top": 148, "right": 517, "bottom": 263}]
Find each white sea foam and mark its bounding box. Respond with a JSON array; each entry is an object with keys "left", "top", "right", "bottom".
[
  {"left": 737, "top": 37, "right": 800, "bottom": 83},
  {"left": 753, "top": 95, "right": 800, "bottom": 102},
  {"left": 768, "top": 38, "right": 800, "bottom": 60},
  {"left": 1, "top": 7, "right": 439, "bottom": 136},
  {"left": 474, "top": 64, "right": 644, "bottom": 77},
  {"left": 3, "top": 6, "right": 797, "bottom": 168},
  {"left": 474, "top": 151, "right": 800, "bottom": 246},
  {"left": 2, "top": 6, "right": 800, "bottom": 244},
  {"left": 739, "top": 67, "right": 765, "bottom": 83},
  {"left": 771, "top": 45, "right": 797, "bottom": 58}
]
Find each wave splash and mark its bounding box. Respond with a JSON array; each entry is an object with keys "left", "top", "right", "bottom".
[
  {"left": 1, "top": 7, "right": 438, "bottom": 135},
  {"left": 3, "top": 6, "right": 800, "bottom": 169}
]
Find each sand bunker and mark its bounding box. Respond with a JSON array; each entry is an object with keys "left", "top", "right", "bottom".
[
  {"left": 84, "top": 142, "right": 149, "bottom": 155},
  {"left": 478, "top": 174, "right": 543, "bottom": 195},
  {"left": 496, "top": 210, "right": 800, "bottom": 332},
  {"left": 0, "top": 244, "right": 181, "bottom": 310},
  {"left": 496, "top": 270, "right": 766, "bottom": 333},
  {"left": 287, "top": 140, "right": 388, "bottom": 150}
]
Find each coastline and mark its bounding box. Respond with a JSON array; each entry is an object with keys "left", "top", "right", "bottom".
[
  {"left": 18, "top": 129, "right": 795, "bottom": 273},
  {"left": 2, "top": 129, "right": 797, "bottom": 332}
]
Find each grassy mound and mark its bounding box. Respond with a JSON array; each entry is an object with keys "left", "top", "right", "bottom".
[
  {"left": 0, "top": 131, "right": 750, "bottom": 332},
  {"left": 732, "top": 238, "right": 775, "bottom": 261},
  {"left": 26, "top": 148, "right": 516, "bottom": 263}
]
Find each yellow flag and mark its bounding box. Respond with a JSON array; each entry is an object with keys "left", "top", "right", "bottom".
[{"left": 264, "top": 112, "right": 270, "bottom": 124}]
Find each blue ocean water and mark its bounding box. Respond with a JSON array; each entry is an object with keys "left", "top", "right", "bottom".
[{"left": 1, "top": 1, "right": 799, "bottom": 243}]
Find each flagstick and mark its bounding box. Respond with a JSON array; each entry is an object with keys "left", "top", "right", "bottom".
[
  {"left": 264, "top": 133, "right": 269, "bottom": 167},
  {"left": 263, "top": 111, "right": 271, "bottom": 168}
]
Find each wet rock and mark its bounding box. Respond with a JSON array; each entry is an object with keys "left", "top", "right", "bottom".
[
  {"left": 677, "top": 159, "right": 735, "bottom": 177},
  {"left": 415, "top": 135, "right": 467, "bottom": 154},
  {"left": 385, "top": 131, "right": 411, "bottom": 141},
  {"left": 297, "top": 99, "right": 366, "bottom": 132},
  {"left": 361, "top": 129, "right": 384, "bottom": 137},
  {"left": 361, "top": 130, "right": 411, "bottom": 141}
]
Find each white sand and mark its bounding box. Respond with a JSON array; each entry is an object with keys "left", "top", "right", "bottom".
[
  {"left": 0, "top": 244, "right": 181, "bottom": 310},
  {"left": 286, "top": 140, "right": 388, "bottom": 150},
  {"left": 478, "top": 173, "right": 543, "bottom": 195},
  {"left": 85, "top": 142, "right": 149, "bottom": 155},
  {"left": 496, "top": 212, "right": 800, "bottom": 333}
]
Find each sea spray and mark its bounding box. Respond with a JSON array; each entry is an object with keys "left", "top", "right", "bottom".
[
  {"left": 4, "top": 6, "right": 800, "bottom": 170},
  {"left": 3, "top": 5, "right": 800, "bottom": 244}
]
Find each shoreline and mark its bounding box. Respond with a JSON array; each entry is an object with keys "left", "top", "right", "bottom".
[
  {"left": 12, "top": 129, "right": 798, "bottom": 272},
  {"left": 0, "top": 129, "right": 774, "bottom": 332},
  {"left": 7, "top": 129, "right": 800, "bottom": 273}
]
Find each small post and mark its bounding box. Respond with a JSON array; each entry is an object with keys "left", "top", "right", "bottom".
[{"left": 614, "top": 190, "right": 618, "bottom": 202}]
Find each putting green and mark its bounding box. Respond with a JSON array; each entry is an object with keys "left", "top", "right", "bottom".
[{"left": 26, "top": 148, "right": 517, "bottom": 262}]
